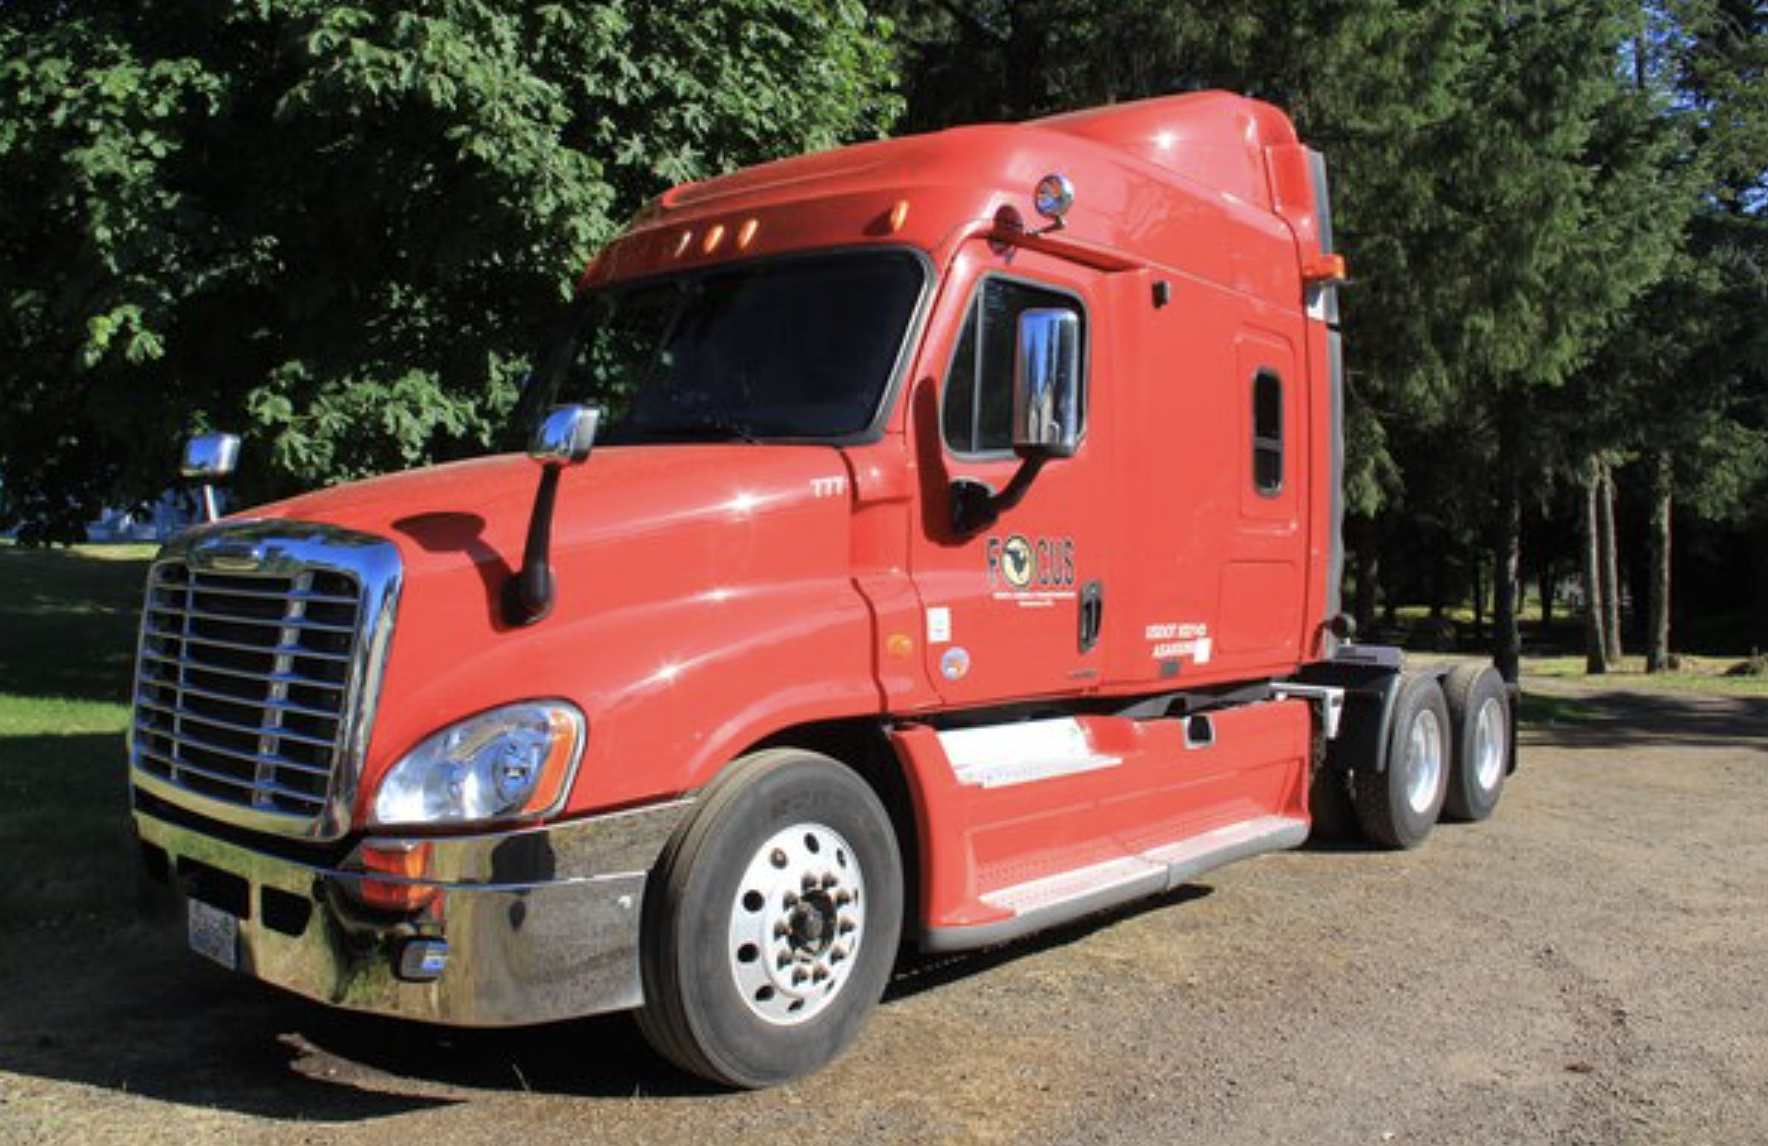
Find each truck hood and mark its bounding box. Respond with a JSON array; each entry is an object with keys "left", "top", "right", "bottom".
[
  {"left": 243, "top": 445, "right": 873, "bottom": 811},
  {"left": 252, "top": 446, "right": 850, "bottom": 580}
]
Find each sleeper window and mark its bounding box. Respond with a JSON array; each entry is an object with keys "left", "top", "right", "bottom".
[{"left": 1252, "top": 369, "right": 1283, "bottom": 495}]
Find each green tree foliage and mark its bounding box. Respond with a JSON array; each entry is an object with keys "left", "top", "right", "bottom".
[
  {"left": 0, "top": 1, "right": 899, "bottom": 542},
  {"left": 1571, "top": 1, "right": 1768, "bottom": 666},
  {"left": 884, "top": 1, "right": 1700, "bottom": 668}
]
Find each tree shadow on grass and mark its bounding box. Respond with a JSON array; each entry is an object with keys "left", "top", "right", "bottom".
[
  {"left": 0, "top": 547, "right": 152, "bottom": 703},
  {"left": 1521, "top": 687, "right": 1768, "bottom": 754}
]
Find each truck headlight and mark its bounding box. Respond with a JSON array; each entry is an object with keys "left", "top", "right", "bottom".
[{"left": 371, "top": 701, "right": 585, "bottom": 828}]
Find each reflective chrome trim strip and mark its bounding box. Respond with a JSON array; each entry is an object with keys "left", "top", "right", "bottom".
[
  {"left": 135, "top": 747, "right": 327, "bottom": 807},
  {"left": 135, "top": 698, "right": 340, "bottom": 750},
  {"left": 153, "top": 582, "right": 358, "bottom": 606},
  {"left": 139, "top": 680, "right": 343, "bottom": 722},
  {"left": 1271, "top": 682, "right": 1347, "bottom": 739},
  {"left": 138, "top": 649, "right": 348, "bottom": 692},
  {"left": 147, "top": 603, "right": 358, "bottom": 635},
  {"left": 936, "top": 717, "right": 1121, "bottom": 789},
  {"left": 136, "top": 728, "right": 333, "bottom": 775},
  {"left": 141, "top": 626, "right": 355, "bottom": 663}
]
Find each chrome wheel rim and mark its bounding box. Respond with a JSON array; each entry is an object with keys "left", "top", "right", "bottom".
[
  {"left": 1405, "top": 708, "right": 1445, "bottom": 816},
  {"left": 728, "top": 822, "right": 865, "bottom": 1026},
  {"left": 1474, "top": 696, "right": 1506, "bottom": 792}
]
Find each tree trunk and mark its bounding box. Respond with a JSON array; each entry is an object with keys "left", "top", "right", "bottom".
[
  {"left": 1598, "top": 459, "right": 1623, "bottom": 664},
  {"left": 1539, "top": 560, "right": 1555, "bottom": 631},
  {"left": 1493, "top": 462, "right": 1522, "bottom": 683},
  {"left": 1471, "top": 555, "right": 1485, "bottom": 643},
  {"left": 1003, "top": 6, "right": 1043, "bottom": 118},
  {"left": 1353, "top": 515, "right": 1380, "bottom": 636},
  {"left": 1582, "top": 456, "right": 1610, "bottom": 674},
  {"left": 1753, "top": 532, "right": 1768, "bottom": 650},
  {"left": 1645, "top": 450, "right": 1673, "bottom": 672}
]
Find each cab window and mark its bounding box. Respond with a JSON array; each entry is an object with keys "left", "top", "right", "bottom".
[{"left": 942, "top": 278, "right": 1086, "bottom": 456}]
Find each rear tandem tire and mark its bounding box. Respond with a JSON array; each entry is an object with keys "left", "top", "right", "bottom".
[
  {"left": 635, "top": 749, "right": 903, "bottom": 1089},
  {"left": 1441, "top": 664, "right": 1511, "bottom": 822},
  {"left": 1352, "top": 673, "right": 1451, "bottom": 849}
]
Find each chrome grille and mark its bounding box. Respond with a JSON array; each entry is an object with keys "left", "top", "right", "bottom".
[
  {"left": 134, "top": 562, "right": 359, "bottom": 816},
  {"left": 129, "top": 523, "right": 403, "bottom": 840}
]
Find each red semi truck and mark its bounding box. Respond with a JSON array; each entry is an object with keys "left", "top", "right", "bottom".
[{"left": 131, "top": 92, "right": 1515, "bottom": 1087}]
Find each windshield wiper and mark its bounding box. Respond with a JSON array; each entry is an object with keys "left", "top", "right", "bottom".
[{"left": 627, "top": 415, "right": 763, "bottom": 444}]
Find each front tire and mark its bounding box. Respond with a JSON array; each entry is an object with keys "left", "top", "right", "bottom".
[
  {"left": 1353, "top": 673, "right": 1451, "bottom": 849},
  {"left": 636, "top": 749, "right": 903, "bottom": 1088}
]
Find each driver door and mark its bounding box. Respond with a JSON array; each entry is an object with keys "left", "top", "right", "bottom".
[{"left": 908, "top": 251, "right": 1113, "bottom": 705}]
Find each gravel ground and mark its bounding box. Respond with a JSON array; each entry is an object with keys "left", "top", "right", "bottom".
[{"left": 2, "top": 683, "right": 1764, "bottom": 1146}]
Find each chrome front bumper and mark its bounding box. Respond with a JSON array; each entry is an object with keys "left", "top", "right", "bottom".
[{"left": 134, "top": 799, "right": 692, "bottom": 1027}]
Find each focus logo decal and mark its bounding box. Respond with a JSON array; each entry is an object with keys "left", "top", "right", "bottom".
[{"left": 985, "top": 535, "right": 1078, "bottom": 608}]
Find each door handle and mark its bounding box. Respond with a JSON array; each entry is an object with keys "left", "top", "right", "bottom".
[{"left": 1079, "top": 580, "right": 1104, "bottom": 654}]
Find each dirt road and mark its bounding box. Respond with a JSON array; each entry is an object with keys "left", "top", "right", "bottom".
[{"left": 3, "top": 684, "right": 1764, "bottom": 1145}]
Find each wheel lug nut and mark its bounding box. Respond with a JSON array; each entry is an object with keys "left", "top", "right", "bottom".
[
  {"left": 801, "top": 873, "right": 818, "bottom": 891},
  {"left": 793, "top": 968, "right": 809, "bottom": 984},
  {"left": 812, "top": 966, "right": 830, "bottom": 982},
  {"left": 822, "top": 873, "right": 839, "bottom": 888},
  {"left": 838, "top": 920, "right": 855, "bottom": 934}
]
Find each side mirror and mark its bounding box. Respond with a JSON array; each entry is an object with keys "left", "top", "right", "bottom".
[
  {"left": 181, "top": 433, "right": 241, "bottom": 481},
  {"left": 529, "top": 404, "right": 600, "bottom": 466},
  {"left": 1012, "top": 309, "right": 1082, "bottom": 459}
]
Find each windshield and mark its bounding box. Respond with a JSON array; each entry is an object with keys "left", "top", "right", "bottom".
[{"left": 510, "top": 251, "right": 925, "bottom": 447}]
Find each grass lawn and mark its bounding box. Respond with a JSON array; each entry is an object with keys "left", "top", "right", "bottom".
[
  {"left": 0, "top": 542, "right": 155, "bottom": 931},
  {"left": 1524, "top": 653, "right": 1768, "bottom": 698}
]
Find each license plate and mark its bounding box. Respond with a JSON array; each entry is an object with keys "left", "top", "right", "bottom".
[{"left": 188, "top": 899, "right": 239, "bottom": 971}]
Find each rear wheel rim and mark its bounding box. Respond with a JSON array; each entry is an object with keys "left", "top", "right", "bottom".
[
  {"left": 727, "top": 822, "right": 866, "bottom": 1027},
  {"left": 1474, "top": 696, "right": 1506, "bottom": 792},
  {"left": 1405, "top": 708, "right": 1444, "bottom": 816}
]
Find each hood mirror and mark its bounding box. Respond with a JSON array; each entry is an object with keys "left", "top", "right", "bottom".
[
  {"left": 530, "top": 404, "right": 600, "bottom": 466},
  {"left": 182, "top": 433, "right": 241, "bottom": 480},
  {"left": 506, "top": 405, "right": 602, "bottom": 627},
  {"left": 181, "top": 432, "right": 241, "bottom": 523}
]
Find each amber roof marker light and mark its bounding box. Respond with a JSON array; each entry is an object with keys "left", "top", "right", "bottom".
[{"left": 1304, "top": 252, "right": 1349, "bottom": 284}]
